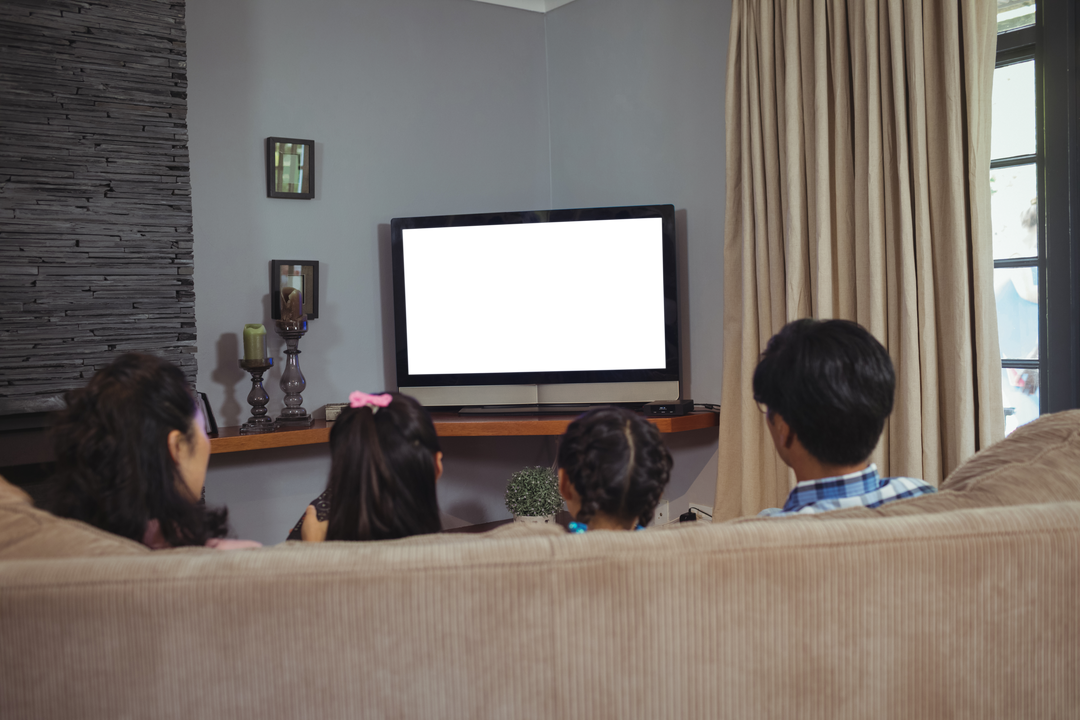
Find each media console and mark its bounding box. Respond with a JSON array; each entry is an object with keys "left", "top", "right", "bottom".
[{"left": 208, "top": 411, "right": 719, "bottom": 454}]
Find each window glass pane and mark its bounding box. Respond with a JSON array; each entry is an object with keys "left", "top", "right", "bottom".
[
  {"left": 991, "top": 60, "right": 1035, "bottom": 159},
  {"left": 995, "top": 266, "right": 1039, "bottom": 360},
  {"left": 1001, "top": 368, "right": 1039, "bottom": 435},
  {"left": 997, "top": 0, "right": 1035, "bottom": 33},
  {"left": 990, "top": 164, "right": 1037, "bottom": 260},
  {"left": 997, "top": 0, "right": 1032, "bottom": 33}
]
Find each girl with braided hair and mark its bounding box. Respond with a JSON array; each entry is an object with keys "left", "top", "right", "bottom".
[
  {"left": 290, "top": 391, "right": 443, "bottom": 542},
  {"left": 556, "top": 406, "right": 673, "bottom": 532}
]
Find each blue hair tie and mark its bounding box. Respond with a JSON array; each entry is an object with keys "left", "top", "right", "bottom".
[{"left": 568, "top": 521, "right": 645, "bottom": 533}]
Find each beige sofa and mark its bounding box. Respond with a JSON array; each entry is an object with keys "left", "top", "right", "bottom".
[{"left": 2, "top": 412, "right": 1078, "bottom": 719}]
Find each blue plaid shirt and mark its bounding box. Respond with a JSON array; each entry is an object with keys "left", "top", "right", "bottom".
[{"left": 759, "top": 464, "right": 935, "bottom": 517}]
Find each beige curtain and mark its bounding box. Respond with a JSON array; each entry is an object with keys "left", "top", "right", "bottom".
[{"left": 715, "top": 0, "right": 1003, "bottom": 520}]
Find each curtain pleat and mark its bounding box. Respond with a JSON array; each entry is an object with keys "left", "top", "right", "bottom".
[{"left": 716, "top": 0, "right": 1003, "bottom": 520}]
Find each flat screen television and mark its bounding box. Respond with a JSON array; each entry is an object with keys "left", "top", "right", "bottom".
[{"left": 390, "top": 204, "right": 680, "bottom": 410}]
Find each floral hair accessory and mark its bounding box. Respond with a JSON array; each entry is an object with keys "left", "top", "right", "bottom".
[{"left": 349, "top": 391, "right": 393, "bottom": 413}]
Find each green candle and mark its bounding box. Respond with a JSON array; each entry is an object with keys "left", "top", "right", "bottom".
[{"left": 243, "top": 324, "right": 266, "bottom": 360}]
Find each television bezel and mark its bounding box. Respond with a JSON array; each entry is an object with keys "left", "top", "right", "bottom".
[{"left": 390, "top": 203, "right": 680, "bottom": 407}]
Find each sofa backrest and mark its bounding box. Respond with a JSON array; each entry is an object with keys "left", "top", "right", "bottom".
[
  {"left": 2, "top": 413, "right": 1078, "bottom": 718},
  {"left": 940, "top": 407, "right": 1080, "bottom": 497},
  {"left": 0, "top": 474, "right": 147, "bottom": 559},
  {"left": 1, "top": 500, "right": 1076, "bottom": 720}
]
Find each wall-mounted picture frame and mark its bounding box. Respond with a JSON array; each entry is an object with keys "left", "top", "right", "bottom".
[
  {"left": 266, "top": 137, "right": 314, "bottom": 199},
  {"left": 271, "top": 260, "right": 319, "bottom": 319}
]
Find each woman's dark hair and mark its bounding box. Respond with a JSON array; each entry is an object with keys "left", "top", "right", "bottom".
[
  {"left": 46, "top": 353, "right": 229, "bottom": 547},
  {"left": 556, "top": 406, "right": 673, "bottom": 527},
  {"left": 752, "top": 318, "right": 895, "bottom": 466},
  {"left": 324, "top": 392, "right": 442, "bottom": 541}
]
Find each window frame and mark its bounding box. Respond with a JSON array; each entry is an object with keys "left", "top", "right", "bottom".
[
  {"left": 993, "top": 1, "right": 1080, "bottom": 415},
  {"left": 992, "top": 29, "right": 1040, "bottom": 406},
  {"left": 1036, "top": 0, "right": 1080, "bottom": 412}
]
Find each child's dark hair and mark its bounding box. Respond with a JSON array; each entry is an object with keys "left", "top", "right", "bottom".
[
  {"left": 556, "top": 406, "right": 673, "bottom": 527},
  {"left": 325, "top": 392, "right": 442, "bottom": 541},
  {"left": 46, "top": 352, "right": 229, "bottom": 547},
  {"left": 752, "top": 318, "right": 895, "bottom": 466}
]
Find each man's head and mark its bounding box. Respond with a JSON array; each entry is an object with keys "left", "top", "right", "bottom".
[{"left": 752, "top": 319, "right": 895, "bottom": 467}]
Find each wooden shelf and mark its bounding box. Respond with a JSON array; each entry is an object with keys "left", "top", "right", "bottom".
[
  {"left": 210, "top": 421, "right": 332, "bottom": 455},
  {"left": 209, "top": 411, "right": 718, "bottom": 455}
]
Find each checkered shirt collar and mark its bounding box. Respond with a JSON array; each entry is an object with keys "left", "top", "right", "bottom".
[{"left": 782, "top": 464, "right": 883, "bottom": 513}]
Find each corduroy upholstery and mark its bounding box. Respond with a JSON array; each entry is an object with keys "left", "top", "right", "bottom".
[
  {"left": 0, "top": 472, "right": 148, "bottom": 560},
  {"left": 2, "top": 412, "right": 1078, "bottom": 719}
]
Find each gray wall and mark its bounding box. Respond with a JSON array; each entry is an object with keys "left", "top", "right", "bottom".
[
  {"left": 188, "top": 0, "right": 728, "bottom": 544},
  {"left": 188, "top": 0, "right": 551, "bottom": 421},
  {"left": 545, "top": 0, "right": 729, "bottom": 515}
]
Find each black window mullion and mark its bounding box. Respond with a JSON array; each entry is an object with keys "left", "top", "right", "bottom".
[
  {"left": 994, "top": 257, "right": 1038, "bottom": 269},
  {"left": 1040, "top": 0, "right": 1080, "bottom": 412},
  {"left": 996, "top": 25, "right": 1036, "bottom": 55},
  {"left": 1001, "top": 359, "right": 1040, "bottom": 370},
  {"left": 990, "top": 154, "right": 1036, "bottom": 170}
]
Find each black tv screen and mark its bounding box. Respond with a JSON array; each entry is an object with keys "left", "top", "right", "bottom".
[{"left": 390, "top": 204, "right": 680, "bottom": 408}]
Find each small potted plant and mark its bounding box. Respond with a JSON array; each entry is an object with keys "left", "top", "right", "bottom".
[{"left": 504, "top": 466, "right": 563, "bottom": 523}]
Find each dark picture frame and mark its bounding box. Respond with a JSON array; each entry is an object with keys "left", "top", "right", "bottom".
[
  {"left": 270, "top": 260, "right": 319, "bottom": 319},
  {"left": 266, "top": 137, "right": 314, "bottom": 199}
]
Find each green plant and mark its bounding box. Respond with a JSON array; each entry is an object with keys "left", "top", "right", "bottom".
[{"left": 504, "top": 466, "right": 563, "bottom": 517}]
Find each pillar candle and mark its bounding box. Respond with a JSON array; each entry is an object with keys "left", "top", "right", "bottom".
[{"left": 243, "top": 324, "right": 266, "bottom": 360}]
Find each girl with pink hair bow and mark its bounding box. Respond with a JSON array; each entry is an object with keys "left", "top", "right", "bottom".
[{"left": 288, "top": 391, "right": 443, "bottom": 542}]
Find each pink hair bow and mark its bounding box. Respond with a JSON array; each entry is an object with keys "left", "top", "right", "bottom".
[{"left": 349, "top": 391, "right": 393, "bottom": 413}]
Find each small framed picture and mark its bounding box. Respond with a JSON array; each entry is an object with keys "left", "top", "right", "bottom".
[
  {"left": 271, "top": 260, "right": 319, "bottom": 319},
  {"left": 266, "top": 137, "right": 314, "bottom": 199}
]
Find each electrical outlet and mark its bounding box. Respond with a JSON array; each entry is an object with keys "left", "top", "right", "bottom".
[
  {"left": 653, "top": 501, "right": 671, "bottom": 526},
  {"left": 688, "top": 504, "right": 713, "bottom": 523}
]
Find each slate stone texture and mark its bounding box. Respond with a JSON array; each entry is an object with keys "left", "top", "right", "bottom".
[{"left": 0, "top": 0, "right": 195, "bottom": 415}]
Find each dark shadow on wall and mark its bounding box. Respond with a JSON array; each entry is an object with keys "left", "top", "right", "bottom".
[
  {"left": 303, "top": 249, "right": 342, "bottom": 417},
  {"left": 663, "top": 426, "right": 720, "bottom": 501},
  {"left": 260, "top": 291, "right": 282, "bottom": 412},
  {"left": 211, "top": 332, "right": 245, "bottom": 426},
  {"left": 675, "top": 208, "right": 692, "bottom": 399},
  {"left": 442, "top": 501, "right": 487, "bottom": 528},
  {"left": 378, "top": 223, "right": 397, "bottom": 391}
]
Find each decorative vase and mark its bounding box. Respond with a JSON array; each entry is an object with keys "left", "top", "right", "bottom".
[{"left": 275, "top": 321, "right": 314, "bottom": 428}]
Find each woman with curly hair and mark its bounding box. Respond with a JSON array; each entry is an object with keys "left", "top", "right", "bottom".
[
  {"left": 556, "top": 406, "right": 673, "bottom": 532},
  {"left": 44, "top": 353, "right": 257, "bottom": 550}
]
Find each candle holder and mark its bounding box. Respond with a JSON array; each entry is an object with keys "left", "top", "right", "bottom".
[
  {"left": 238, "top": 358, "right": 276, "bottom": 435},
  {"left": 275, "top": 320, "right": 314, "bottom": 429}
]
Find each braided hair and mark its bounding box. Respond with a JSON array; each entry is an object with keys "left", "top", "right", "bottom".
[
  {"left": 557, "top": 406, "right": 673, "bottom": 528},
  {"left": 324, "top": 392, "right": 442, "bottom": 541}
]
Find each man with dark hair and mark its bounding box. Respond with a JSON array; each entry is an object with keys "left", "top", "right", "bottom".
[{"left": 754, "top": 319, "right": 935, "bottom": 516}]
